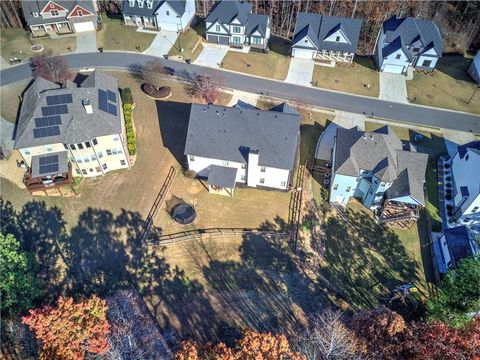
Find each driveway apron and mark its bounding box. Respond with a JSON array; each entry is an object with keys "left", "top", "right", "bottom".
[
  {"left": 193, "top": 44, "right": 229, "bottom": 68},
  {"left": 143, "top": 30, "right": 179, "bottom": 57},
  {"left": 75, "top": 31, "right": 98, "bottom": 53},
  {"left": 285, "top": 58, "right": 314, "bottom": 86}
]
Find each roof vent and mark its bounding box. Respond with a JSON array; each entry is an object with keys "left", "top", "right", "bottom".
[
  {"left": 370, "top": 134, "right": 374, "bottom": 140},
  {"left": 216, "top": 111, "right": 220, "bottom": 115},
  {"left": 82, "top": 99, "right": 93, "bottom": 114},
  {"left": 363, "top": 134, "right": 367, "bottom": 139}
]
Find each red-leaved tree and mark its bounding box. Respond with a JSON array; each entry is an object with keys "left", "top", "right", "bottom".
[
  {"left": 183, "top": 71, "right": 220, "bottom": 104},
  {"left": 31, "top": 52, "right": 73, "bottom": 84},
  {"left": 22, "top": 295, "right": 110, "bottom": 360}
]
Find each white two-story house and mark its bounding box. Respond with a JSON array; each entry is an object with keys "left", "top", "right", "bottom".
[
  {"left": 374, "top": 15, "right": 443, "bottom": 74},
  {"left": 122, "top": 0, "right": 195, "bottom": 31},
  {"left": 22, "top": 0, "right": 98, "bottom": 36},
  {"left": 291, "top": 12, "right": 362, "bottom": 63},
  {"left": 330, "top": 126, "right": 428, "bottom": 225},
  {"left": 205, "top": 0, "right": 271, "bottom": 50},
  {"left": 14, "top": 72, "right": 130, "bottom": 192},
  {"left": 448, "top": 142, "right": 480, "bottom": 227},
  {"left": 184, "top": 102, "right": 300, "bottom": 196}
]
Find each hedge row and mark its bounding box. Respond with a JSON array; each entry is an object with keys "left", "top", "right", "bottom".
[
  {"left": 120, "top": 87, "right": 133, "bottom": 105},
  {"left": 123, "top": 103, "right": 136, "bottom": 156}
]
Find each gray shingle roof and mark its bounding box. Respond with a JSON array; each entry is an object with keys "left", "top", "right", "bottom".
[
  {"left": 121, "top": 0, "right": 186, "bottom": 17},
  {"left": 22, "top": 1, "right": 96, "bottom": 26},
  {"left": 14, "top": 71, "right": 122, "bottom": 149},
  {"left": 185, "top": 103, "right": 300, "bottom": 170},
  {"left": 208, "top": 165, "right": 238, "bottom": 188},
  {"left": 206, "top": 0, "right": 252, "bottom": 26},
  {"left": 334, "top": 126, "right": 428, "bottom": 205},
  {"left": 381, "top": 15, "right": 443, "bottom": 57},
  {"left": 444, "top": 226, "right": 479, "bottom": 265},
  {"left": 292, "top": 12, "right": 362, "bottom": 53},
  {"left": 245, "top": 13, "right": 269, "bottom": 37},
  {"left": 31, "top": 151, "right": 69, "bottom": 177}
]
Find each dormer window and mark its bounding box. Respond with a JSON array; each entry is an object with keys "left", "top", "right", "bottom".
[
  {"left": 138, "top": 0, "right": 144, "bottom": 8},
  {"left": 335, "top": 36, "right": 340, "bottom": 42},
  {"left": 50, "top": 3, "right": 55, "bottom": 8},
  {"left": 413, "top": 47, "right": 420, "bottom": 52},
  {"left": 129, "top": 0, "right": 134, "bottom": 6},
  {"left": 147, "top": 1, "right": 153, "bottom": 9},
  {"left": 51, "top": 9, "right": 59, "bottom": 16},
  {"left": 32, "top": 12, "right": 39, "bottom": 17}
]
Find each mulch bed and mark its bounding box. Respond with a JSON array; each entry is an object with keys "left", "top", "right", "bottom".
[{"left": 141, "top": 84, "right": 172, "bottom": 99}]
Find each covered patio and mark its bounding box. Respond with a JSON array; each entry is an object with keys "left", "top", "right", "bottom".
[
  {"left": 207, "top": 165, "right": 238, "bottom": 197},
  {"left": 24, "top": 152, "right": 72, "bottom": 193}
]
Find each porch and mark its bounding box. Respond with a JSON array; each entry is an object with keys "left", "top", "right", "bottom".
[
  {"left": 207, "top": 165, "right": 237, "bottom": 197},
  {"left": 377, "top": 200, "right": 421, "bottom": 229},
  {"left": 23, "top": 153, "right": 73, "bottom": 193},
  {"left": 316, "top": 50, "right": 354, "bottom": 63},
  {"left": 123, "top": 15, "right": 158, "bottom": 29},
  {"left": 30, "top": 22, "right": 72, "bottom": 37}
]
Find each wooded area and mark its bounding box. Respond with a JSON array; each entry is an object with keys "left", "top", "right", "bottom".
[{"left": 2, "top": 1, "right": 479, "bottom": 54}]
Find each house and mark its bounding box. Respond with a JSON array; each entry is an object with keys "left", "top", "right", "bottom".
[
  {"left": 330, "top": 126, "right": 428, "bottom": 227},
  {"left": 434, "top": 226, "right": 480, "bottom": 273},
  {"left": 22, "top": 0, "right": 98, "bottom": 37},
  {"left": 205, "top": 0, "right": 271, "bottom": 50},
  {"left": 291, "top": 12, "right": 362, "bottom": 63},
  {"left": 15, "top": 71, "right": 129, "bottom": 191},
  {"left": 122, "top": 0, "right": 195, "bottom": 31},
  {"left": 184, "top": 102, "right": 300, "bottom": 195},
  {"left": 374, "top": 15, "right": 443, "bottom": 74},
  {"left": 468, "top": 51, "right": 480, "bottom": 85},
  {"left": 448, "top": 142, "right": 480, "bottom": 227}
]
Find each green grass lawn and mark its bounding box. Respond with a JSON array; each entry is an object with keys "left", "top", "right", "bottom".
[
  {"left": 0, "top": 28, "right": 76, "bottom": 61},
  {"left": 406, "top": 55, "right": 480, "bottom": 114},
  {"left": 312, "top": 56, "right": 379, "bottom": 97},
  {"left": 221, "top": 37, "right": 291, "bottom": 80},
  {"left": 168, "top": 28, "right": 203, "bottom": 61},
  {"left": 96, "top": 16, "right": 156, "bottom": 52}
]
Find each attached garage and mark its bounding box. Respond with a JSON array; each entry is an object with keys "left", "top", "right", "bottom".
[
  {"left": 207, "top": 34, "right": 229, "bottom": 45},
  {"left": 292, "top": 48, "right": 316, "bottom": 59},
  {"left": 73, "top": 21, "right": 95, "bottom": 32},
  {"left": 382, "top": 64, "right": 405, "bottom": 74},
  {"left": 161, "top": 21, "right": 180, "bottom": 31}
]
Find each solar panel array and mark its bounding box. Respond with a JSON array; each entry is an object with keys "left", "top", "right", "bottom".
[
  {"left": 46, "top": 94, "right": 73, "bottom": 106},
  {"left": 35, "top": 115, "right": 61, "bottom": 128},
  {"left": 42, "top": 104, "right": 68, "bottom": 116},
  {"left": 33, "top": 114, "right": 62, "bottom": 139},
  {"left": 98, "top": 89, "right": 117, "bottom": 116},
  {"left": 38, "top": 154, "right": 59, "bottom": 175}
]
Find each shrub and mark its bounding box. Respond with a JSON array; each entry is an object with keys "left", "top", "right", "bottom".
[
  {"left": 446, "top": 183, "right": 452, "bottom": 188},
  {"left": 120, "top": 87, "right": 133, "bottom": 104},
  {"left": 445, "top": 176, "right": 451, "bottom": 181},
  {"left": 123, "top": 104, "right": 136, "bottom": 156},
  {"left": 444, "top": 164, "right": 450, "bottom": 169},
  {"left": 142, "top": 84, "right": 172, "bottom": 99},
  {"left": 446, "top": 194, "right": 452, "bottom": 200},
  {"left": 446, "top": 188, "right": 452, "bottom": 194},
  {"left": 446, "top": 204, "right": 453, "bottom": 211},
  {"left": 184, "top": 169, "right": 197, "bottom": 178}
]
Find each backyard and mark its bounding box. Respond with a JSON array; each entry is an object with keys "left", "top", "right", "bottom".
[
  {"left": 0, "top": 28, "right": 76, "bottom": 62},
  {"left": 312, "top": 57, "right": 380, "bottom": 97},
  {"left": 96, "top": 15, "right": 156, "bottom": 52},
  {"left": 221, "top": 37, "right": 291, "bottom": 80},
  {"left": 406, "top": 55, "right": 480, "bottom": 114}
]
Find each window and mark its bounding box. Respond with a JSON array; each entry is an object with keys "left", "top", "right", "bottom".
[
  {"left": 166, "top": 10, "right": 170, "bottom": 15},
  {"left": 23, "top": 148, "right": 30, "bottom": 155},
  {"left": 147, "top": 1, "right": 153, "bottom": 9},
  {"left": 233, "top": 26, "right": 241, "bottom": 33},
  {"left": 280, "top": 181, "right": 286, "bottom": 187},
  {"left": 260, "top": 166, "right": 266, "bottom": 172},
  {"left": 335, "top": 36, "right": 340, "bottom": 42},
  {"left": 222, "top": 160, "right": 229, "bottom": 166},
  {"left": 51, "top": 9, "right": 59, "bottom": 16},
  {"left": 259, "top": 178, "right": 265, "bottom": 184},
  {"left": 463, "top": 218, "right": 471, "bottom": 222},
  {"left": 465, "top": 154, "right": 470, "bottom": 161},
  {"left": 98, "top": 151, "right": 103, "bottom": 158},
  {"left": 241, "top": 163, "right": 246, "bottom": 169},
  {"left": 422, "top": 59, "right": 432, "bottom": 67},
  {"left": 241, "top": 175, "right": 246, "bottom": 181},
  {"left": 472, "top": 207, "right": 479, "bottom": 213},
  {"left": 253, "top": 37, "right": 261, "bottom": 45},
  {"left": 189, "top": 155, "right": 195, "bottom": 161},
  {"left": 106, "top": 149, "right": 112, "bottom": 156},
  {"left": 216, "top": 25, "right": 220, "bottom": 32},
  {"left": 233, "top": 36, "right": 241, "bottom": 44},
  {"left": 82, "top": 169, "right": 87, "bottom": 175},
  {"left": 77, "top": 143, "right": 84, "bottom": 150},
  {"left": 413, "top": 47, "right": 420, "bottom": 52},
  {"left": 63, "top": 144, "right": 68, "bottom": 150},
  {"left": 346, "top": 186, "right": 351, "bottom": 192},
  {"left": 102, "top": 163, "right": 108, "bottom": 170},
  {"left": 70, "top": 144, "right": 76, "bottom": 150},
  {"left": 138, "top": 0, "right": 143, "bottom": 8},
  {"left": 113, "top": 135, "right": 119, "bottom": 141},
  {"left": 129, "top": 0, "right": 134, "bottom": 6},
  {"left": 395, "top": 54, "right": 401, "bottom": 60},
  {"left": 333, "top": 184, "right": 338, "bottom": 190},
  {"left": 77, "top": 158, "right": 83, "bottom": 163},
  {"left": 120, "top": 160, "right": 126, "bottom": 166},
  {"left": 77, "top": 10, "right": 83, "bottom": 16},
  {"left": 90, "top": 154, "right": 96, "bottom": 161},
  {"left": 92, "top": 138, "right": 98, "bottom": 145},
  {"left": 85, "top": 141, "right": 91, "bottom": 148},
  {"left": 84, "top": 157, "right": 90, "bottom": 163},
  {"left": 89, "top": 168, "right": 94, "bottom": 172},
  {"left": 304, "top": 39, "right": 308, "bottom": 43},
  {"left": 33, "top": 12, "right": 39, "bottom": 17},
  {"left": 75, "top": 169, "right": 81, "bottom": 174}
]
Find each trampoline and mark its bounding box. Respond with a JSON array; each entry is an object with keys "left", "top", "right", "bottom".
[{"left": 171, "top": 203, "right": 197, "bottom": 225}]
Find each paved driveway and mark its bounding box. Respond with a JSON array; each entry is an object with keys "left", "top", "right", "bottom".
[
  {"left": 194, "top": 44, "right": 229, "bottom": 68},
  {"left": 75, "top": 31, "right": 97, "bottom": 53},
  {"left": 285, "top": 58, "right": 314, "bottom": 87},
  {"left": 143, "top": 30, "right": 178, "bottom": 57},
  {"left": 379, "top": 72, "right": 408, "bottom": 103}
]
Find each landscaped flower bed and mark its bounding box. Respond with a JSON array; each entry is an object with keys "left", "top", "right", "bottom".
[
  {"left": 142, "top": 84, "right": 172, "bottom": 99},
  {"left": 123, "top": 104, "right": 136, "bottom": 155}
]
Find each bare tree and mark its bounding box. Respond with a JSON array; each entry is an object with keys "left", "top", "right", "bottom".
[
  {"left": 182, "top": 71, "right": 220, "bottom": 104},
  {"left": 31, "top": 52, "right": 73, "bottom": 84},
  {"left": 139, "top": 59, "right": 169, "bottom": 90},
  {"left": 295, "top": 309, "right": 358, "bottom": 360}
]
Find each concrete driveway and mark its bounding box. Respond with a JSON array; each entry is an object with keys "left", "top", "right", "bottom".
[
  {"left": 285, "top": 58, "right": 314, "bottom": 86},
  {"left": 194, "top": 43, "right": 229, "bottom": 68},
  {"left": 379, "top": 72, "right": 408, "bottom": 103},
  {"left": 143, "top": 30, "right": 178, "bottom": 57},
  {"left": 75, "top": 31, "right": 97, "bottom": 53}
]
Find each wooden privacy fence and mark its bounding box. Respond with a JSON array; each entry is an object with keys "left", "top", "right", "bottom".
[{"left": 143, "top": 227, "right": 292, "bottom": 247}]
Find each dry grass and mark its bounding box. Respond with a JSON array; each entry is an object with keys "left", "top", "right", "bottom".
[
  {"left": 0, "top": 80, "right": 30, "bottom": 123},
  {"left": 312, "top": 57, "right": 379, "bottom": 97},
  {"left": 168, "top": 28, "right": 204, "bottom": 62}
]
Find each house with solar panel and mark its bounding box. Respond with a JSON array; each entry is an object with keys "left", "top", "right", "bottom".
[
  {"left": 184, "top": 102, "right": 300, "bottom": 196},
  {"left": 14, "top": 71, "right": 129, "bottom": 191}
]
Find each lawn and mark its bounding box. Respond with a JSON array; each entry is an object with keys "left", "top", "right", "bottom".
[
  {"left": 221, "top": 37, "right": 291, "bottom": 80},
  {"left": 0, "top": 80, "right": 30, "bottom": 123},
  {"left": 168, "top": 28, "right": 203, "bottom": 61},
  {"left": 96, "top": 15, "right": 156, "bottom": 52},
  {"left": 406, "top": 55, "right": 480, "bottom": 114},
  {"left": 312, "top": 56, "right": 379, "bottom": 97},
  {"left": 0, "top": 28, "right": 76, "bottom": 62}
]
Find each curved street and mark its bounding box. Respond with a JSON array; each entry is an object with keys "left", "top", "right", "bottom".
[{"left": 1, "top": 52, "right": 479, "bottom": 134}]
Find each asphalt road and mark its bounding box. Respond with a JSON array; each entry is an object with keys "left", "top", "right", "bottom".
[{"left": 1, "top": 52, "right": 479, "bottom": 134}]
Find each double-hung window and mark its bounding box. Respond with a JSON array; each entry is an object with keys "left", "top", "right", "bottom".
[
  {"left": 232, "top": 36, "right": 241, "bottom": 44},
  {"left": 233, "top": 26, "right": 241, "bottom": 33}
]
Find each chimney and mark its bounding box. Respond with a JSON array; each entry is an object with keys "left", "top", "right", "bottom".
[
  {"left": 82, "top": 99, "right": 93, "bottom": 114},
  {"left": 247, "top": 149, "right": 260, "bottom": 188}
]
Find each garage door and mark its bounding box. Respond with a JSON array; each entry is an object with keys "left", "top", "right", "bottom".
[
  {"left": 74, "top": 21, "right": 95, "bottom": 32},
  {"left": 293, "top": 48, "right": 315, "bottom": 59},
  {"left": 161, "top": 22, "right": 179, "bottom": 31},
  {"left": 382, "top": 64, "right": 405, "bottom": 74},
  {"left": 207, "top": 34, "right": 229, "bottom": 45}
]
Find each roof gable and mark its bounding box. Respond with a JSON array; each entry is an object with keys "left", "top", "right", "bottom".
[
  {"left": 205, "top": 0, "right": 252, "bottom": 26},
  {"left": 67, "top": 4, "right": 94, "bottom": 18},
  {"left": 40, "top": 1, "right": 67, "bottom": 13}
]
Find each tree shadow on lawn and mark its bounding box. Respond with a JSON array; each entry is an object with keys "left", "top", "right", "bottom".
[
  {"left": 321, "top": 207, "right": 421, "bottom": 310},
  {"left": 156, "top": 100, "right": 192, "bottom": 167}
]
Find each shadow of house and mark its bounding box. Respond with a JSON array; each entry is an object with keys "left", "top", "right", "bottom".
[{"left": 156, "top": 101, "right": 192, "bottom": 166}]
